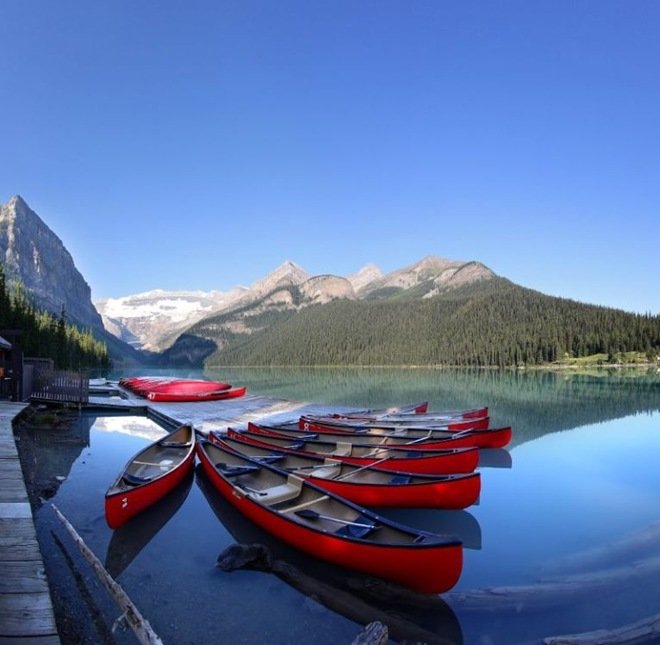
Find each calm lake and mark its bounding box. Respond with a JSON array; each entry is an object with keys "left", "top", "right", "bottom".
[{"left": 18, "top": 367, "right": 660, "bottom": 644}]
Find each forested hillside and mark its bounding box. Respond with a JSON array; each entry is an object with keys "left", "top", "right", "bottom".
[
  {"left": 197, "top": 278, "right": 660, "bottom": 367},
  {"left": 0, "top": 263, "right": 110, "bottom": 369}
]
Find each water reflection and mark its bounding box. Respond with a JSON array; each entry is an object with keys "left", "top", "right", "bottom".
[
  {"left": 93, "top": 414, "right": 169, "bottom": 442},
  {"left": 376, "top": 508, "right": 482, "bottom": 550},
  {"left": 478, "top": 448, "right": 512, "bottom": 469},
  {"left": 196, "top": 465, "right": 464, "bottom": 645},
  {"left": 110, "top": 366, "right": 660, "bottom": 447},
  {"left": 15, "top": 410, "right": 93, "bottom": 503},
  {"left": 104, "top": 470, "right": 194, "bottom": 577}
]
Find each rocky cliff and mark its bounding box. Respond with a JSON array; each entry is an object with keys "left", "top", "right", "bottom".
[{"left": 0, "top": 195, "right": 104, "bottom": 330}]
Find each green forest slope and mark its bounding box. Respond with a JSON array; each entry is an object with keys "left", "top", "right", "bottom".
[{"left": 168, "top": 278, "right": 660, "bottom": 368}]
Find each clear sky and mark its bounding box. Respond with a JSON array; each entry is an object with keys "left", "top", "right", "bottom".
[{"left": 1, "top": 1, "right": 658, "bottom": 314}]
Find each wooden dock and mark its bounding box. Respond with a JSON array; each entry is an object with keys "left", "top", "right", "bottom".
[
  {"left": 0, "top": 401, "right": 60, "bottom": 643},
  {"left": 87, "top": 386, "right": 341, "bottom": 434}
]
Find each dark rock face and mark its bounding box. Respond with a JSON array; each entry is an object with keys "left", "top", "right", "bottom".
[{"left": 0, "top": 195, "right": 104, "bottom": 330}]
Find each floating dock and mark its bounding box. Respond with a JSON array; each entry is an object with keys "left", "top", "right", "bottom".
[{"left": 87, "top": 382, "right": 341, "bottom": 433}]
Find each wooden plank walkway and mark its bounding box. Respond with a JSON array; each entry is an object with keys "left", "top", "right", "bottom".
[
  {"left": 0, "top": 401, "right": 60, "bottom": 643},
  {"left": 87, "top": 386, "right": 342, "bottom": 435}
]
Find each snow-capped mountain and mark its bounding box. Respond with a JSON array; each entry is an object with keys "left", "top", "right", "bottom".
[{"left": 96, "top": 287, "right": 247, "bottom": 351}]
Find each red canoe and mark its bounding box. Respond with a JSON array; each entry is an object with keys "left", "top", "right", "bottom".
[
  {"left": 327, "top": 405, "right": 489, "bottom": 423},
  {"left": 298, "top": 415, "right": 491, "bottom": 432},
  {"left": 105, "top": 424, "right": 196, "bottom": 529},
  {"left": 210, "top": 433, "right": 481, "bottom": 509},
  {"left": 147, "top": 386, "right": 247, "bottom": 403},
  {"left": 196, "top": 439, "right": 464, "bottom": 594},
  {"left": 146, "top": 379, "right": 231, "bottom": 395},
  {"left": 121, "top": 377, "right": 233, "bottom": 398},
  {"left": 251, "top": 421, "right": 512, "bottom": 450},
  {"left": 224, "top": 428, "right": 479, "bottom": 475}
]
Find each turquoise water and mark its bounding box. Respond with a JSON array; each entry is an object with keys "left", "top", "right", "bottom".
[{"left": 32, "top": 368, "right": 660, "bottom": 643}]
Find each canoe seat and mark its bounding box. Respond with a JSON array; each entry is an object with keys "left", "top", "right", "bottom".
[
  {"left": 216, "top": 463, "right": 261, "bottom": 477},
  {"left": 389, "top": 474, "right": 412, "bottom": 485},
  {"left": 249, "top": 475, "right": 303, "bottom": 506},
  {"left": 335, "top": 515, "right": 379, "bottom": 539},
  {"left": 122, "top": 472, "right": 153, "bottom": 486},
  {"left": 332, "top": 442, "right": 352, "bottom": 457},
  {"left": 161, "top": 441, "right": 192, "bottom": 448},
  {"left": 309, "top": 464, "right": 342, "bottom": 479}
]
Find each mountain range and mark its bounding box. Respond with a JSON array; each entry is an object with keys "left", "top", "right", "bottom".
[
  {"left": 2, "top": 195, "right": 659, "bottom": 368},
  {"left": 95, "top": 256, "right": 495, "bottom": 353}
]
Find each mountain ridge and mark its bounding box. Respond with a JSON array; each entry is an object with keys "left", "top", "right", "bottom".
[
  {"left": 3, "top": 194, "right": 659, "bottom": 370},
  {"left": 97, "top": 254, "right": 493, "bottom": 351}
]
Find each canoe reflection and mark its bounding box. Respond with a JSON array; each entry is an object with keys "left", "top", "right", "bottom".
[
  {"left": 104, "top": 469, "right": 194, "bottom": 577},
  {"left": 478, "top": 448, "right": 512, "bottom": 469},
  {"left": 195, "top": 465, "right": 463, "bottom": 645},
  {"left": 375, "top": 507, "right": 482, "bottom": 550}
]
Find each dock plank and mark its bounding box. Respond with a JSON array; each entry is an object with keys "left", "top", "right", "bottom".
[
  {"left": 0, "top": 538, "right": 42, "bottom": 562},
  {"left": 0, "top": 561, "right": 49, "bottom": 594},
  {"left": 0, "top": 636, "right": 61, "bottom": 645},
  {"left": 0, "top": 503, "right": 32, "bottom": 519},
  {"left": 0, "top": 634, "right": 61, "bottom": 645},
  {"left": 0, "top": 593, "right": 58, "bottom": 637}
]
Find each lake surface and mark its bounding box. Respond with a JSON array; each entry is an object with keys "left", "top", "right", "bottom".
[{"left": 20, "top": 368, "right": 660, "bottom": 644}]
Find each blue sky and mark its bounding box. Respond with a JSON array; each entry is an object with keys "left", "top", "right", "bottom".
[{"left": 1, "top": 1, "right": 658, "bottom": 314}]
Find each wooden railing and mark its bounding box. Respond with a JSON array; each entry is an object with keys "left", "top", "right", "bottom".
[{"left": 30, "top": 368, "right": 89, "bottom": 405}]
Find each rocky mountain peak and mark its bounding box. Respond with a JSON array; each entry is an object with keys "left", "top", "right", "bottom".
[
  {"left": 250, "top": 259, "right": 310, "bottom": 294},
  {"left": 347, "top": 263, "right": 383, "bottom": 292},
  {"left": 357, "top": 254, "right": 495, "bottom": 297},
  {"left": 1, "top": 195, "right": 103, "bottom": 330}
]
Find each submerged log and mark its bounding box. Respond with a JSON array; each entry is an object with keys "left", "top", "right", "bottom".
[
  {"left": 540, "top": 520, "right": 660, "bottom": 575},
  {"left": 216, "top": 543, "right": 461, "bottom": 645},
  {"left": 543, "top": 610, "right": 660, "bottom": 644},
  {"left": 446, "top": 555, "right": 660, "bottom": 612}
]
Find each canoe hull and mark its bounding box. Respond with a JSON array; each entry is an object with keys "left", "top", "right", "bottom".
[
  {"left": 299, "top": 416, "right": 491, "bottom": 433},
  {"left": 304, "top": 470, "right": 481, "bottom": 509},
  {"left": 147, "top": 386, "right": 247, "bottom": 402},
  {"left": 250, "top": 422, "right": 512, "bottom": 450}
]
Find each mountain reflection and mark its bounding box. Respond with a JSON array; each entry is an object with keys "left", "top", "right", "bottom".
[
  {"left": 201, "top": 367, "right": 660, "bottom": 446},
  {"left": 92, "top": 414, "right": 169, "bottom": 441}
]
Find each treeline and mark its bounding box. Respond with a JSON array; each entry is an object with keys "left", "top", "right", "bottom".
[
  {"left": 206, "top": 279, "right": 660, "bottom": 367},
  {"left": 0, "top": 263, "right": 110, "bottom": 369}
]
